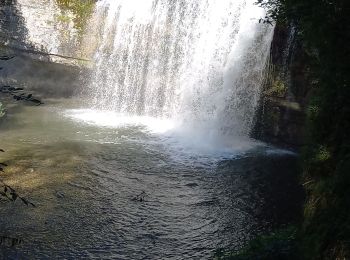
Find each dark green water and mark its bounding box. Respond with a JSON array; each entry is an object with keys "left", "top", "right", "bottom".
[{"left": 0, "top": 100, "right": 303, "bottom": 259}]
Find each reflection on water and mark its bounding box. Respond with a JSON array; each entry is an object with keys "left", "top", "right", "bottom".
[{"left": 0, "top": 100, "right": 303, "bottom": 259}]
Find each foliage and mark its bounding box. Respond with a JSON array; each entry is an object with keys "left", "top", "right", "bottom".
[
  {"left": 264, "top": 74, "right": 287, "bottom": 98},
  {"left": 55, "top": 0, "right": 96, "bottom": 34},
  {"left": 257, "top": 0, "right": 350, "bottom": 258},
  {"left": 214, "top": 226, "right": 299, "bottom": 260}
]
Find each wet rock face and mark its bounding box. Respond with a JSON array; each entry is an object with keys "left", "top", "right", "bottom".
[
  {"left": 253, "top": 24, "right": 311, "bottom": 149},
  {"left": 0, "top": 0, "right": 30, "bottom": 49},
  {"left": 0, "top": 1, "right": 94, "bottom": 98},
  {"left": 0, "top": 0, "right": 95, "bottom": 64}
]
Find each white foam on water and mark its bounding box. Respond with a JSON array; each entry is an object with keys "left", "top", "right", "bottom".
[
  {"left": 65, "top": 108, "right": 264, "bottom": 160},
  {"left": 66, "top": 109, "right": 176, "bottom": 134},
  {"left": 71, "top": 0, "right": 278, "bottom": 158}
]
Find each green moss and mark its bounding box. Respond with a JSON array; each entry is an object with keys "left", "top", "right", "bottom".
[
  {"left": 264, "top": 71, "right": 287, "bottom": 98},
  {"left": 314, "top": 146, "right": 331, "bottom": 163},
  {"left": 55, "top": 0, "right": 96, "bottom": 34},
  {"left": 56, "top": 14, "right": 71, "bottom": 23},
  {"left": 271, "top": 77, "right": 287, "bottom": 97}
]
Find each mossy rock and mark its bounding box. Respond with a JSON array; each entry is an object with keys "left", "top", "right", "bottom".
[
  {"left": 55, "top": 0, "right": 96, "bottom": 33},
  {"left": 264, "top": 75, "right": 287, "bottom": 98}
]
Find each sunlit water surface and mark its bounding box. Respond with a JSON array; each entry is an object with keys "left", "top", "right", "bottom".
[{"left": 0, "top": 100, "right": 302, "bottom": 259}]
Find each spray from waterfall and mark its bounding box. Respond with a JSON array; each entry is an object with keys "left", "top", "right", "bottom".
[{"left": 84, "top": 0, "right": 274, "bottom": 148}]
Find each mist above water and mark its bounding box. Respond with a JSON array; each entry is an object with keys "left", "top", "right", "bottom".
[{"left": 83, "top": 0, "right": 274, "bottom": 150}]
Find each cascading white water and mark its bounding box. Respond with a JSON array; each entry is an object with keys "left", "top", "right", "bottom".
[{"left": 86, "top": 0, "right": 274, "bottom": 145}]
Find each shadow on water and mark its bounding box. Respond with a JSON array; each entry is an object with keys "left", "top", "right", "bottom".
[{"left": 215, "top": 155, "right": 304, "bottom": 229}]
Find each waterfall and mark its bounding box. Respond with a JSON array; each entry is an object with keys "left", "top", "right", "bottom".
[{"left": 86, "top": 0, "right": 274, "bottom": 142}]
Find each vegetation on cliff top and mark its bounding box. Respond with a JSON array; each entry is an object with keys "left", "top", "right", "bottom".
[{"left": 55, "top": 0, "right": 96, "bottom": 34}]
